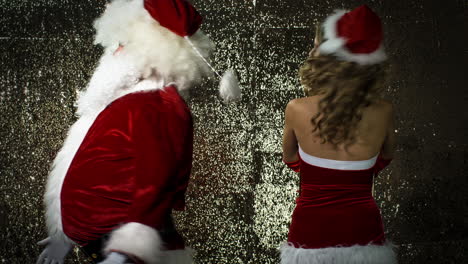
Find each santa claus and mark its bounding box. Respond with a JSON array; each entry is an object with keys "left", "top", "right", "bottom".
[{"left": 36, "top": 0, "right": 239, "bottom": 263}]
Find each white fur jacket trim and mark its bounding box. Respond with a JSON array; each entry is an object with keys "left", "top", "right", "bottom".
[
  {"left": 104, "top": 222, "right": 194, "bottom": 264},
  {"left": 104, "top": 222, "right": 162, "bottom": 264}
]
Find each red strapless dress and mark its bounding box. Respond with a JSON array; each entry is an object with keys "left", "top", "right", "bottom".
[{"left": 281, "top": 147, "right": 396, "bottom": 264}]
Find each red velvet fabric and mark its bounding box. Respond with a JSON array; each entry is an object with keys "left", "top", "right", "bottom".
[
  {"left": 144, "top": 0, "right": 202, "bottom": 37},
  {"left": 287, "top": 159, "right": 386, "bottom": 249},
  {"left": 337, "top": 5, "right": 382, "bottom": 54},
  {"left": 284, "top": 159, "right": 301, "bottom": 172},
  {"left": 61, "top": 86, "right": 192, "bottom": 249}
]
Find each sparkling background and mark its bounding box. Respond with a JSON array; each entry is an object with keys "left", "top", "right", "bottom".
[{"left": 1, "top": 0, "right": 467, "bottom": 263}]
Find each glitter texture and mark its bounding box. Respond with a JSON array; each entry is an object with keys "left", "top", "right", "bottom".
[{"left": 1, "top": 0, "right": 467, "bottom": 263}]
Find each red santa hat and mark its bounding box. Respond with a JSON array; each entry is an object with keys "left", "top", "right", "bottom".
[
  {"left": 143, "top": 0, "right": 202, "bottom": 37},
  {"left": 144, "top": 0, "right": 241, "bottom": 102},
  {"left": 318, "top": 5, "right": 387, "bottom": 65}
]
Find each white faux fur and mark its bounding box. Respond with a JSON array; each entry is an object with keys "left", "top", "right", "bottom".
[
  {"left": 280, "top": 242, "right": 397, "bottom": 264},
  {"left": 219, "top": 69, "right": 241, "bottom": 102},
  {"left": 184, "top": 35, "right": 242, "bottom": 103},
  {"left": 319, "top": 10, "right": 387, "bottom": 65},
  {"left": 105, "top": 223, "right": 194, "bottom": 264},
  {"left": 321, "top": 10, "right": 347, "bottom": 46},
  {"left": 44, "top": 51, "right": 165, "bottom": 243},
  {"left": 104, "top": 222, "right": 162, "bottom": 264},
  {"left": 298, "top": 146, "right": 378, "bottom": 170},
  {"left": 93, "top": 0, "right": 214, "bottom": 90}
]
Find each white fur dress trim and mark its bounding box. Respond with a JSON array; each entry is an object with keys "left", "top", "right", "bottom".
[
  {"left": 319, "top": 10, "right": 387, "bottom": 65},
  {"left": 280, "top": 242, "right": 397, "bottom": 264},
  {"left": 44, "top": 51, "right": 165, "bottom": 243}
]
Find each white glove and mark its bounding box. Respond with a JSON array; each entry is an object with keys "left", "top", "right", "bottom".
[
  {"left": 36, "top": 237, "right": 73, "bottom": 264},
  {"left": 97, "top": 252, "right": 127, "bottom": 264}
]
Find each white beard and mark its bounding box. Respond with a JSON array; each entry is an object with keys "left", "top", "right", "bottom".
[
  {"left": 44, "top": 51, "right": 166, "bottom": 242},
  {"left": 76, "top": 51, "right": 141, "bottom": 117}
]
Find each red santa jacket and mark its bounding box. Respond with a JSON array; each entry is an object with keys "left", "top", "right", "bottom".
[{"left": 59, "top": 85, "right": 192, "bottom": 257}]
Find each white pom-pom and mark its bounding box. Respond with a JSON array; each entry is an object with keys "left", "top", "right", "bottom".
[{"left": 219, "top": 69, "right": 241, "bottom": 103}]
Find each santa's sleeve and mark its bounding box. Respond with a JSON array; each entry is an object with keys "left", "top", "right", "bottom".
[{"left": 103, "top": 103, "right": 190, "bottom": 264}]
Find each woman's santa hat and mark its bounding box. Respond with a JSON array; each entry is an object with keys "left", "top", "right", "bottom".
[
  {"left": 94, "top": 0, "right": 241, "bottom": 102},
  {"left": 318, "top": 5, "right": 387, "bottom": 65}
]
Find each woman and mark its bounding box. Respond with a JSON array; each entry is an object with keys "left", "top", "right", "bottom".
[{"left": 281, "top": 5, "right": 397, "bottom": 264}]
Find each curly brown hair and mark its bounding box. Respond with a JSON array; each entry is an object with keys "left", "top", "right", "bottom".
[{"left": 299, "top": 52, "right": 387, "bottom": 147}]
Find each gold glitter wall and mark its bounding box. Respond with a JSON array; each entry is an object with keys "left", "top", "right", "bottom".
[{"left": 1, "top": 0, "right": 467, "bottom": 263}]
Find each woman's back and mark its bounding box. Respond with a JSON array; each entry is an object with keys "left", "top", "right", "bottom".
[
  {"left": 283, "top": 95, "right": 395, "bottom": 251},
  {"left": 285, "top": 95, "right": 394, "bottom": 162}
]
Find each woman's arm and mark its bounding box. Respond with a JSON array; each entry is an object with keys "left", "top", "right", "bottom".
[
  {"left": 282, "top": 100, "right": 299, "bottom": 163},
  {"left": 374, "top": 102, "right": 396, "bottom": 176},
  {"left": 381, "top": 102, "right": 396, "bottom": 160}
]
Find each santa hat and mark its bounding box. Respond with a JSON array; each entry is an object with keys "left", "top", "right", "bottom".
[{"left": 318, "top": 5, "right": 387, "bottom": 65}]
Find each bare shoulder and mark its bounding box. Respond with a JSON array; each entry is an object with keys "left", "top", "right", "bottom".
[
  {"left": 287, "top": 96, "right": 319, "bottom": 110},
  {"left": 284, "top": 97, "right": 309, "bottom": 124},
  {"left": 285, "top": 98, "right": 301, "bottom": 114},
  {"left": 286, "top": 97, "right": 303, "bottom": 108}
]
